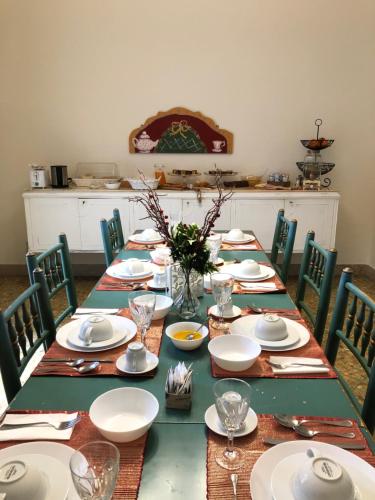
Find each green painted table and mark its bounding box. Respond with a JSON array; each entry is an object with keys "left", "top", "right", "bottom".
[{"left": 11, "top": 247, "right": 373, "bottom": 499}]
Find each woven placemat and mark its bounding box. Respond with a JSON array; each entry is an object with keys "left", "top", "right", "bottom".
[
  {"left": 0, "top": 410, "right": 147, "bottom": 500},
  {"left": 95, "top": 258, "right": 153, "bottom": 291},
  {"left": 221, "top": 239, "right": 263, "bottom": 251},
  {"left": 33, "top": 310, "right": 164, "bottom": 377},
  {"left": 207, "top": 414, "right": 375, "bottom": 499},
  {"left": 209, "top": 310, "right": 336, "bottom": 379},
  {"left": 125, "top": 241, "right": 167, "bottom": 251}
]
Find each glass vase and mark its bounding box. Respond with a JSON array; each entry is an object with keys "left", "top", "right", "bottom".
[{"left": 174, "top": 269, "right": 200, "bottom": 319}]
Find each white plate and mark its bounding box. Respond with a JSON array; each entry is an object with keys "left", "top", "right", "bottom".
[
  {"left": 106, "top": 261, "right": 155, "bottom": 279},
  {"left": 204, "top": 404, "right": 258, "bottom": 437},
  {"left": 129, "top": 234, "right": 164, "bottom": 245},
  {"left": 0, "top": 442, "right": 78, "bottom": 500},
  {"left": 223, "top": 264, "right": 275, "bottom": 282},
  {"left": 147, "top": 279, "right": 166, "bottom": 290},
  {"left": 116, "top": 351, "right": 159, "bottom": 374},
  {"left": 208, "top": 305, "right": 242, "bottom": 319},
  {"left": 229, "top": 315, "right": 310, "bottom": 352},
  {"left": 67, "top": 327, "right": 127, "bottom": 350},
  {"left": 222, "top": 233, "right": 256, "bottom": 244},
  {"left": 250, "top": 440, "right": 375, "bottom": 500},
  {"left": 57, "top": 315, "right": 137, "bottom": 353}
]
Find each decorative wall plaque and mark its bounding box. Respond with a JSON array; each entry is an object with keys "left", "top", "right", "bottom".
[{"left": 129, "top": 107, "right": 233, "bottom": 154}]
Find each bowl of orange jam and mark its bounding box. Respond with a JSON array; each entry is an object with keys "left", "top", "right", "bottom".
[{"left": 165, "top": 322, "right": 208, "bottom": 350}]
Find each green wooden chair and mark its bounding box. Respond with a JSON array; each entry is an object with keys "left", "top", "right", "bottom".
[
  {"left": 325, "top": 268, "right": 375, "bottom": 434},
  {"left": 100, "top": 208, "right": 125, "bottom": 267},
  {"left": 295, "top": 230, "right": 337, "bottom": 344},
  {"left": 26, "top": 233, "right": 78, "bottom": 327},
  {"left": 0, "top": 268, "right": 56, "bottom": 402},
  {"left": 270, "top": 209, "right": 297, "bottom": 284}
]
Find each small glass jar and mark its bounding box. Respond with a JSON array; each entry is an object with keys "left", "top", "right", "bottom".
[{"left": 154, "top": 164, "right": 166, "bottom": 185}]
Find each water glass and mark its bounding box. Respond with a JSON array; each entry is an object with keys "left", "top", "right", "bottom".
[
  {"left": 206, "top": 234, "right": 222, "bottom": 264},
  {"left": 210, "top": 272, "right": 234, "bottom": 330},
  {"left": 214, "top": 379, "right": 251, "bottom": 470},
  {"left": 128, "top": 291, "right": 156, "bottom": 348},
  {"left": 69, "top": 441, "right": 120, "bottom": 499}
]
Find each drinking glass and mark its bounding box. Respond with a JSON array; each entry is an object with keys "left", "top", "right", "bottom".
[
  {"left": 206, "top": 234, "right": 222, "bottom": 265},
  {"left": 128, "top": 291, "right": 156, "bottom": 348},
  {"left": 210, "top": 272, "right": 234, "bottom": 330},
  {"left": 69, "top": 441, "right": 120, "bottom": 499},
  {"left": 214, "top": 378, "right": 251, "bottom": 470}
]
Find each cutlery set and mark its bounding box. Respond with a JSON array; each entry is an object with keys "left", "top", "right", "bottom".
[{"left": 0, "top": 415, "right": 81, "bottom": 431}]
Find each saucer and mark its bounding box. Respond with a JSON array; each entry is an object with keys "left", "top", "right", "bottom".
[
  {"left": 222, "top": 233, "right": 256, "bottom": 244},
  {"left": 223, "top": 264, "right": 275, "bottom": 282},
  {"left": 106, "top": 261, "right": 155, "bottom": 279},
  {"left": 204, "top": 404, "right": 258, "bottom": 437},
  {"left": 147, "top": 279, "right": 166, "bottom": 290},
  {"left": 208, "top": 305, "right": 242, "bottom": 319},
  {"left": 250, "top": 441, "right": 374, "bottom": 500},
  {"left": 229, "top": 315, "right": 309, "bottom": 352},
  {"left": 129, "top": 234, "right": 164, "bottom": 245},
  {"left": 116, "top": 351, "right": 159, "bottom": 374}
]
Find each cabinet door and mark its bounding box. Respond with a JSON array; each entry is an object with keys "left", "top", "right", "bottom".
[
  {"left": 131, "top": 198, "right": 183, "bottom": 232},
  {"left": 284, "top": 198, "right": 336, "bottom": 251},
  {"left": 28, "top": 198, "right": 81, "bottom": 251},
  {"left": 182, "top": 199, "right": 232, "bottom": 230},
  {"left": 78, "top": 199, "right": 129, "bottom": 251},
  {"left": 232, "top": 199, "right": 284, "bottom": 250}
]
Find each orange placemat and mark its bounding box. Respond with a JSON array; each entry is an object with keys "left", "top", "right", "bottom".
[
  {"left": 96, "top": 258, "right": 152, "bottom": 291},
  {"left": 209, "top": 310, "right": 337, "bottom": 379},
  {"left": 32, "top": 310, "right": 164, "bottom": 377},
  {"left": 207, "top": 414, "right": 374, "bottom": 499},
  {"left": 221, "top": 239, "right": 263, "bottom": 251},
  {"left": 125, "top": 241, "right": 167, "bottom": 250},
  {"left": 0, "top": 410, "right": 147, "bottom": 500}
]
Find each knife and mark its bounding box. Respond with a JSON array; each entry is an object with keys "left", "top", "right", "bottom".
[
  {"left": 40, "top": 358, "right": 114, "bottom": 363},
  {"left": 263, "top": 437, "right": 366, "bottom": 450}
]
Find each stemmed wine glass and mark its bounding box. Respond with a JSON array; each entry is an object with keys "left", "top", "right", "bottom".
[
  {"left": 214, "top": 378, "right": 251, "bottom": 470},
  {"left": 128, "top": 290, "right": 156, "bottom": 348},
  {"left": 210, "top": 272, "right": 234, "bottom": 330},
  {"left": 69, "top": 441, "right": 120, "bottom": 499},
  {"left": 206, "top": 234, "right": 222, "bottom": 265}
]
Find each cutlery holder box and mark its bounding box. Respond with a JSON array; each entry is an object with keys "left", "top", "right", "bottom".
[{"left": 165, "top": 390, "right": 192, "bottom": 410}]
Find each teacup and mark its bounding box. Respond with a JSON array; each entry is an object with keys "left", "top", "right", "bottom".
[
  {"left": 123, "top": 258, "right": 145, "bottom": 275},
  {"left": 0, "top": 459, "right": 47, "bottom": 500},
  {"left": 141, "top": 228, "right": 160, "bottom": 241},
  {"left": 292, "top": 448, "right": 356, "bottom": 500},
  {"left": 227, "top": 228, "right": 244, "bottom": 241},
  {"left": 125, "top": 342, "right": 147, "bottom": 372},
  {"left": 153, "top": 269, "right": 166, "bottom": 288},
  {"left": 151, "top": 247, "right": 171, "bottom": 265},
  {"left": 254, "top": 314, "right": 287, "bottom": 341},
  {"left": 240, "top": 259, "right": 260, "bottom": 276},
  {"left": 79, "top": 315, "right": 113, "bottom": 345}
]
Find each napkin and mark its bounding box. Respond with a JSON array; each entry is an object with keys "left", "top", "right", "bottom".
[
  {"left": 72, "top": 308, "right": 119, "bottom": 318},
  {"left": 240, "top": 282, "right": 277, "bottom": 290},
  {"left": 0, "top": 412, "right": 79, "bottom": 441},
  {"left": 269, "top": 356, "right": 329, "bottom": 374}
]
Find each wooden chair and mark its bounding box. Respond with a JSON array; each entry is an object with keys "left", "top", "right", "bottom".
[
  {"left": 325, "top": 268, "right": 375, "bottom": 433},
  {"left": 26, "top": 233, "right": 78, "bottom": 327},
  {"left": 100, "top": 208, "right": 125, "bottom": 267},
  {"left": 0, "top": 268, "right": 56, "bottom": 402},
  {"left": 295, "top": 230, "right": 337, "bottom": 344},
  {"left": 270, "top": 209, "right": 297, "bottom": 283}
]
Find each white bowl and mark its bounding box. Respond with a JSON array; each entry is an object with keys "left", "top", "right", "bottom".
[
  {"left": 140, "top": 229, "right": 161, "bottom": 241},
  {"left": 239, "top": 259, "right": 261, "bottom": 276},
  {"left": 127, "top": 178, "right": 159, "bottom": 190},
  {"left": 104, "top": 181, "right": 121, "bottom": 189},
  {"left": 208, "top": 334, "right": 261, "bottom": 371},
  {"left": 150, "top": 248, "right": 171, "bottom": 264},
  {"left": 153, "top": 295, "right": 173, "bottom": 320},
  {"left": 89, "top": 387, "right": 159, "bottom": 443},
  {"left": 254, "top": 314, "right": 288, "bottom": 341},
  {"left": 0, "top": 459, "right": 47, "bottom": 500},
  {"left": 227, "top": 228, "right": 244, "bottom": 241},
  {"left": 165, "top": 321, "right": 209, "bottom": 350}
]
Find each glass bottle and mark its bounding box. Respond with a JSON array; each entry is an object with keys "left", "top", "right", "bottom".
[{"left": 154, "top": 164, "right": 166, "bottom": 185}]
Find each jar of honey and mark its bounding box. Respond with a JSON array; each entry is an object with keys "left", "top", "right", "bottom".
[{"left": 154, "top": 164, "right": 167, "bottom": 185}]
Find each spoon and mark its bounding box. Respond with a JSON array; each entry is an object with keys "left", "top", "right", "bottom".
[
  {"left": 230, "top": 473, "right": 238, "bottom": 499},
  {"left": 77, "top": 361, "right": 100, "bottom": 373},
  {"left": 274, "top": 413, "right": 353, "bottom": 428},
  {"left": 293, "top": 424, "right": 355, "bottom": 439}
]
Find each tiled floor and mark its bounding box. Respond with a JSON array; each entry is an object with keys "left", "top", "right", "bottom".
[{"left": 0, "top": 272, "right": 374, "bottom": 415}]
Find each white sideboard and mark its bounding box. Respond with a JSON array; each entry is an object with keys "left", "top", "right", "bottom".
[{"left": 23, "top": 189, "right": 340, "bottom": 253}]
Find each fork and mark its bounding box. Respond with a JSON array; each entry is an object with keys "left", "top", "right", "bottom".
[
  {"left": 266, "top": 360, "right": 329, "bottom": 369},
  {"left": 0, "top": 415, "right": 81, "bottom": 431}
]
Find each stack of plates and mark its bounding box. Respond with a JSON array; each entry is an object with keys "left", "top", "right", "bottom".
[
  {"left": 106, "top": 261, "right": 155, "bottom": 280},
  {"left": 222, "top": 233, "right": 256, "bottom": 244},
  {"left": 229, "top": 316, "right": 309, "bottom": 351},
  {"left": 128, "top": 234, "right": 164, "bottom": 245},
  {"left": 221, "top": 264, "right": 275, "bottom": 282},
  {"left": 250, "top": 441, "right": 375, "bottom": 500},
  {"left": 56, "top": 315, "right": 137, "bottom": 352}
]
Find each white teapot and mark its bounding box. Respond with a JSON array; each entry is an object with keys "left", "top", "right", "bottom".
[{"left": 132, "top": 131, "right": 159, "bottom": 153}]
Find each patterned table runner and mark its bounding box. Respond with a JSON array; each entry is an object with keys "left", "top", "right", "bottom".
[
  {"left": 207, "top": 414, "right": 374, "bottom": 499},
  {"left": 0, "top": 410, "right": 147, "bottom": 500},
  {"left": 32, "top": 310, "right": 164, "bottom": 377},
  {"left": 209, "top": 310, "right": 337, "bottom": 379}
]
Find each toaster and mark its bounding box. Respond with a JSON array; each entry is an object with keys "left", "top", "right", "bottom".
[{"left": 30, "top": 165, "right": 49, "bottom": 188}]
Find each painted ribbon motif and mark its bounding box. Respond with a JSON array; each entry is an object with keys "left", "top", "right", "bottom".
[{"left": 170, "top": 120, "right": 192, "bottom": 139}]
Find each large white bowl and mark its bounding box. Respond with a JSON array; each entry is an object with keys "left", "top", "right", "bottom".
[
  {"left": 89, "top": 387, "right": 159, "bottom": 443},
  {"left": 153, "top": 295, "right": 173, "bottom": 320},
  {"left": 208, "top": 334, "right": 261, "bottom": 371},
  {"left": 165, "top": 321, "right": 209, "bottom": 350}
]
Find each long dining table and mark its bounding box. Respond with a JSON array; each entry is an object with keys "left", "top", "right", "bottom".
[{"left": 10, "top": 244, "right": 375, "bottom": 499}]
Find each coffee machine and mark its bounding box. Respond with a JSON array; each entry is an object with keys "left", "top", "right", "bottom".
[{"left": 50, "top": 165, "right": 70, "bottom": 188}]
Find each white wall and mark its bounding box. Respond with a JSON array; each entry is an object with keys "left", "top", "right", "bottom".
[{"left": 0, "top": 0, "right": 374, "bottom": 266}]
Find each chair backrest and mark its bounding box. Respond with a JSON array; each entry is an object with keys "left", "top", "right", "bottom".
[
  {"left": 270, "top": 209, "right": 297, "bottom": 283},
  {"left": 100, "top": 208, "right": 125, "bottom": 268},
  {"left": 26, "top": 233, "right": 77, "bottom": 327},
  {"left": 325, "top": 268, "right": 375, "bottom": 433},
  {"left": 0, "top": 268, "right": 56, "bottom": 402},
  {"left": 295, "top": 230, "right": 337, "bottom": 344}
]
